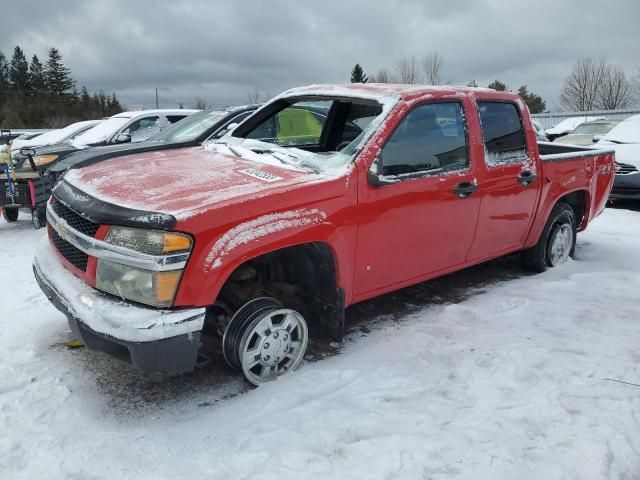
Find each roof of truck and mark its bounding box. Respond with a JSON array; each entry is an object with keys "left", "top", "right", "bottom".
[{"left": 279, "top": 83, "right": 500, "bottom": 102}]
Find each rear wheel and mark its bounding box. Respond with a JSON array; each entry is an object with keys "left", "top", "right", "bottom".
[
  {"left": 223, "top": 297, "right": 308, "bottom": 386},
  {"left": 2, "top": 207, "right": 19, "bottom": 223},
  {"left": 521, "top": 202, "right": 576, "bottom": 272}
]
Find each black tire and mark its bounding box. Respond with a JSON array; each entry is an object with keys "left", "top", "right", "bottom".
[
  {"left": 521, "top": 202, "right": 576, "bottom": 273},
  {"left": 32, "top": 206, "right": 46, "bottom": 229},
  {"left": 2, "top": 207, "right": 19, "bottom": 223}
]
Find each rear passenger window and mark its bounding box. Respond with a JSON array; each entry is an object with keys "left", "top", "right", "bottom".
[
  {"left": 381, "top": 102, "right": 468, "bottom": 176},
  {"left": 477, "top": 101, "right": 528, "bottom": 166}
]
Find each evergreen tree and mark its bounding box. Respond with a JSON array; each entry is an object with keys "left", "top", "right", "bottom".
[
  {"left": 466, "top": 80, "right": 478, "bottom": 87},
  {"left": 45, "top": 47, "right": 74, "bottom": 95},
  {"left": 0, "top": 52, "right": 9, "bottom": 88},
  {"left": 9, "top": 46, "right": 29, "bottom": 91},
  {"left": 28, "top": 55, "right": 45, "bottom": 94},
  {"left": 350, "top": 63, "right": 368, "bottom": 83},
  {"left": 517, "top": 85, "right": 546, "bottom": 113},
  {"left": 488, "top": 80, "right": 507, "bottom": 91}
]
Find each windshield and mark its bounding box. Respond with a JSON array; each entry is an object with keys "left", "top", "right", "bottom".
[
  {"left": 221, "top": 96, "right": 389, "bottom": 173},
  {"left": 602, "top": 115, "right": 640, "bottom": 143},
  {"left": 571, "top": 122, "right": 616, "bottom": 135},
  {"left": 149, "top": 110, "right": 229, "bottom": 142},
  {"left": 72, "top": 116, "right": 131, "bottom": 146}
]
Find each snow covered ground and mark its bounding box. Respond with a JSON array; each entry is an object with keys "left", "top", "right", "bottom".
[{"left": 1, "top": 206, "right": 640, "bottom": 479}]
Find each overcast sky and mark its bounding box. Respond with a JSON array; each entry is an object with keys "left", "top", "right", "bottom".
[{"left": 4, "top": 0, "right": 639, "bottom": 111}]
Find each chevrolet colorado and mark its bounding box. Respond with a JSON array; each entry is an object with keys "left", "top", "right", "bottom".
[{"left": 33, "top": 84, "right": 615, "bottom": 385}]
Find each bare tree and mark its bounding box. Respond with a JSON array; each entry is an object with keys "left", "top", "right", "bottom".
[
  {"left": 370, "top": 68, "right": 395, "bottom": 83},
  {"left": 247, "top": 87, "right": 260, "bottom": 104},
  {"left": 560, "top": 58, "right": 607, "bottom": 111},
  {"left": 194, "top": 97, "right": 207, "bottom": 110},
  {"left": 394, "top": 56, "right": 420, "bottom": 84},
  {"left": 596, "top": 66, "right": 634, "bottom": 110},
  {"left": 422, "top": 51, "right": 444, "bottom": 85}
]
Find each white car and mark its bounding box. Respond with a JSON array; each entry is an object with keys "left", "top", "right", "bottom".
[
  {"left": 552, "top": 120, "right": 618, "bottom": 146},
  {"left": 11, "top": 120, "right": 101, "bottom": 156},
  {"left": 545, "top": 116, "right": 605, "bottom": 140},
  {"left": 597, "top": 114, "right": 640, "bottom": 169},
  {"left": 70, "top": 109, "right": 200, "bottom": 148}
]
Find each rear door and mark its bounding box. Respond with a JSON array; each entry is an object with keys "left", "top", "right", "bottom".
[
  {"left": 466, "top": 101, "right": 540, "bottom": 261},
  {"left": 354, "top": 98, "right": 481, "bottom": 297}
]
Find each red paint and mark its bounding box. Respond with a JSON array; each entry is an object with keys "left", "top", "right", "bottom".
[{"left": 48, "top": 85, "right": 615, "bottom": 311}]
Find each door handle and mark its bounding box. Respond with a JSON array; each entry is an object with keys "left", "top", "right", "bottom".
[
  {"left": 518, "top": 171, "right": 537, "bottom": 186},
  {"left": 453, "top": 181, "right": 478, "bottom": 198}
]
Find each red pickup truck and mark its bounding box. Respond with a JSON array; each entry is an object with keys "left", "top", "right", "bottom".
[{"left": 33, "top": 84, "right": 615, "bottom": 385}]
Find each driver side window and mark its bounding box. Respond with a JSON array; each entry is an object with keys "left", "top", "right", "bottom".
[
  {"left": 121, "top": 116, "right": 160, "bottom": 142},
  {"left": 381, "top": 102, "right": 469, "bottom": 176}
]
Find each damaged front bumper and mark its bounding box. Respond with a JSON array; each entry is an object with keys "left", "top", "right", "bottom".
[{"left": 33, "top": 242, "right": 206, "bottom": 373}]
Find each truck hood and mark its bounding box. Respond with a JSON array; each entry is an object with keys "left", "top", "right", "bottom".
[
  {"left": 61, "top": 146, "right": 327, "bottom": 219},
  {"left": 597, "top": 142, "right": 640, "bottom": 169}
]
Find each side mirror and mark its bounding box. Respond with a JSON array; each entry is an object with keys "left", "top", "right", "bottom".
[
  {"left": 592, "top": 135, "right": 603, "bottom": 143},
  {"left": 20, "top": 147, "right": 36, "bottom": 157},
  {"left": 20, "top": 147, "right": 37, "bottom": 171},
  {"left": 367, "top": 153, "right": 396, "bottom": 187},
  {"left": 115, "top": 133, "right": 131, "bottom": 144}
]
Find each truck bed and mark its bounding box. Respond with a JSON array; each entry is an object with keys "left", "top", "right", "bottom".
[{"left": 537, "top": 141, "right": 613, "bottom": 162}]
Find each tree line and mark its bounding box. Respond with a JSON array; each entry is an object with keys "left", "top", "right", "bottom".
[
  {"left": 0, "top": 46, "right": 124, "bottom": 129},
  {"left": 351, "top": 54, "right": 639, "bottom": 113}
]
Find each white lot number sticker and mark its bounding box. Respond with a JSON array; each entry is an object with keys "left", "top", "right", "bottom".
[{"left": 240, "top": 168, "right": 283, "bottom": 183}]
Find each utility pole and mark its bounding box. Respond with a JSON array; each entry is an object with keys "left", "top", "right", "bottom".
[{"left": 155, "top": 88, "right": 159, "bottom": 109}]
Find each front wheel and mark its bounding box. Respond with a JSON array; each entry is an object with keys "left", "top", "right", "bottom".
[
  {"left": 223, "top": 297, "right": 309, "bottom": 386},
  {"left": 32, "top": 206, "right": 46, "bottom": 229},
  {"left": 521, "top": 202, "right": 576, "bottom": 272}
]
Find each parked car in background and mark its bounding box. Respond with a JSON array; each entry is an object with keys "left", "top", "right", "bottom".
[
  {"left": 552, "top": 120, "right": 618, "bottom": 146},
  {"left": 11, "top": 109, "right": 198, "bottom": 170},
  {"left": 10, "top": 120, "right": 101, "bottom": 156},
  {"left": 532, "top": 120, "right": 548, "bottom": 142},
  {"left": 1, "top": 130, "right": 49, "bottom": 145},
  {"left": 47, "top": 105, "right": 259, "bottom": 180},
  {"left": 33, "top": 84, "right": 614, "bottom": 386},
  {"left": 596, "top": 114, "right": 640, "bottom": 201},
  {"left": 545, "top": 116, "right": 605, "bottom": 140},
  {"left": 2, "top": 109, "right": 199, "bottom": 227}
]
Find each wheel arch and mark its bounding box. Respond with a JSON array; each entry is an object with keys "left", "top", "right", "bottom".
[
  {"left": 206, "top": 238, "right": 347, "bottom": 342},
  {"left": 525, "top": 187, "right": 590, "bottom": 248}
]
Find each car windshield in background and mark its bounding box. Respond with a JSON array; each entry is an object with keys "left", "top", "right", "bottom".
[
  {"left": 72, "top": 116, "right": 131, "bottom": 146},
  {"left": 149, "top": 110, "right": 230, "bottom": 142},
  {"left": 233, "top": 97, "right": 385, "bottom": 172},
  {"left": 572, "top": 122, "right": 617, "bottom": 135}
]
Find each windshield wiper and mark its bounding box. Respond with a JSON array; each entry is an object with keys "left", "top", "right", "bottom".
[{"left": 606, "top": 139, "right": 637, "bottom": 145}]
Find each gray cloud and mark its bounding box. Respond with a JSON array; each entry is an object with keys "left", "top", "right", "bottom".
[{"left": 3, "top": 0, "right": 639, "bottom": 110}]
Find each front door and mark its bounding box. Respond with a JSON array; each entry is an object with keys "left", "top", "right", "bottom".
[{"left": 354, "top": 99, "right": 481, "bottom": 297}]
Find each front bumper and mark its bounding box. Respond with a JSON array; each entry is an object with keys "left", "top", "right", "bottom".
[
  {"left": 611, "top": 172, "right": 640, "bottom": 200},
  {"left": 33, "top": 241, "right": 205, "bottom": 373}
]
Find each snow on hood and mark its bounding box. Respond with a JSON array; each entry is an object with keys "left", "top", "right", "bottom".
[
  {"left": 61, "top": 147, "right": 325, "bottom": 218},
  {"left": 597, "top": 142, "right": 640, "bottom": 168}
]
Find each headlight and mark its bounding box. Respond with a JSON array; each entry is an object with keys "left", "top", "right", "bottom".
[
  {"left": 96, "top": 227, "right": 193, "bottom": 307},
  {"left": 33, "top": 154, "right": 58, "bottom": 166}
]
